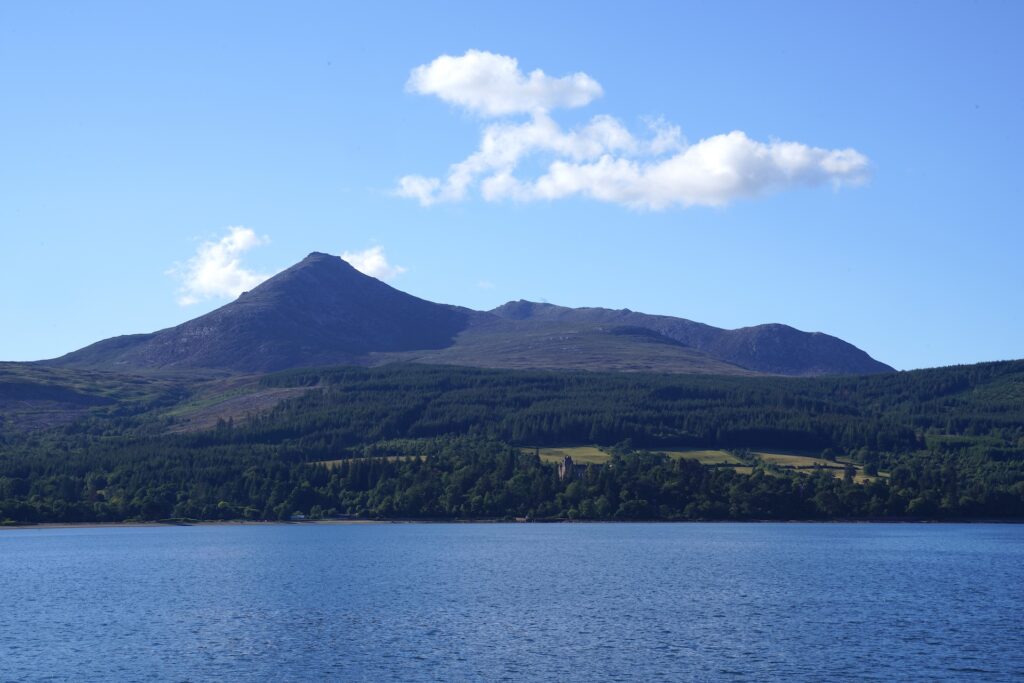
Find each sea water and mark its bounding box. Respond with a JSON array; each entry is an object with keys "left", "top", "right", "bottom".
[{"left": 1, "top": 523, "right": 1022, "bottom": 681}]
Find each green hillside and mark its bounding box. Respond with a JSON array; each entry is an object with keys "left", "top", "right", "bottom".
[{"left": 0, "top": 360, "right": 1022, "bottom": 523}]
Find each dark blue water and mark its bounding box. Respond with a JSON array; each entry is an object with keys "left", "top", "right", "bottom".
[{"left": 1, "top": 523, "right": 1022, "bottom": 682}]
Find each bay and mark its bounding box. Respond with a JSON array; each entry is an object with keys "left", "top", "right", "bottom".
[{"left": 1, "top": 523, "right": 1022, "bottom": 681}]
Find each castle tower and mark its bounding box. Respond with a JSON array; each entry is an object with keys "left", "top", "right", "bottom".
[{"left": 558, "top": 456, "right": 575, "bottom": 481}]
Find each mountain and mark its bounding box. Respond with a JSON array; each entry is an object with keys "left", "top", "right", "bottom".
[
  {"left": 50, "top": 252, "right": 474, "bottom": 372},
  {"left": 485, "top": 301, "right": 894, "bottom": 376},
  {"left": 48, "top": 252, "right": 893, "bottom": 376},
  {"left": 377, "top": 318, "right": 760, "bottom": 375}
]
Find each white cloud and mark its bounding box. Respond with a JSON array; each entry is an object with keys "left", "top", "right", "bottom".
[
  {"left": 406, "top": 49, "right": 602, "bottom": 117},
  {"left": 171, "top": 226, "right": 270, "bottom": 306},
  {"left": 396, "top": 175, "right": 441, "bottom": 206},
  {"left": 398, "top": 112, "right": 640, "bottom": 205},
  {"left": 504, "top": 132, "right": 869, "bottom": 210},
  {"left": 341, "top": 246, "right": 406, "bottom": 281},
  {"left": 643, "top": 117, "right": 684, "bottom": 155},
  {"left": 398, "top": 51, "right": 870, "bottom": 210}
]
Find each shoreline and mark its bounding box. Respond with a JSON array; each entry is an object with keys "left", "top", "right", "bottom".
[{"left": 3, "top": 517, "right": 1023, "bottom": 531}]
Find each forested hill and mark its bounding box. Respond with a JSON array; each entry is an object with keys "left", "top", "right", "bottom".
[
  {"left": 0, "top": 359, "right": 1022, "bottom": 523},
  {"left": 246, "top": 360, "right": 1023, "bottom": 456}
]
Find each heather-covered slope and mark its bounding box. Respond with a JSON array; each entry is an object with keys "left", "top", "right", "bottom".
[
  {"left": 378, "top": 319, "right": 758, "bottom": 375},
  {"left": 50, "top": 253, "right": 473, "bottom": 372},
  {"left": 489, "top": 301, "right": 893, "bottom": 376}
]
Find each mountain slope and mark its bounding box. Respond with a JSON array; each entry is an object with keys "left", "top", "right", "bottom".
[
  {"left": 47, "top": 253, "right": 893, "bottom": 376},
  {"left": 50, "top": 252, "right": 473, "bottom": 372},
  {"left": 489, "top": 301, "right": 893, "bottom": 376},
  {"left": 376, "top": 319, "right": 758, "bottom": 375}
]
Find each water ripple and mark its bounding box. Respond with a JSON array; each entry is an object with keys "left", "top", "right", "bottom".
[{"left": 0, "top": 523, "right": 1022, "bottom": 682}]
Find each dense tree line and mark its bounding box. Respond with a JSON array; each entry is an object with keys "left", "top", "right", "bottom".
[
  {"left": 2, "top": 436, "right": 1022, "bottom": 523},
  {"left": 0, "top": 361, "right": 1022, "bottom": 523}
]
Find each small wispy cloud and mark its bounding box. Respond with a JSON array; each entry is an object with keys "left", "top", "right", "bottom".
[
  {"left": 170, "top": 226, "right": 270, "bottom": 306},
  {"left": 397, "top": 50, "right": 869, "bottom": 210},
  {"left": 406, "top": 49, "right": 602, "bottom": 117},
  {"left": 341, "top": 246, "right": 407, "bottom": 281}
]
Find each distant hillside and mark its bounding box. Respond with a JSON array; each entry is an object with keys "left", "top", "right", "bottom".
[
  {"left": 489, "top": 301, "right": 894, "bottom": 376},
  {"left": 376, "top": 318, "right": 757, "bottom": 375},
  {"left": 47, "top": 252, "right": 893, "bottom": 377}
]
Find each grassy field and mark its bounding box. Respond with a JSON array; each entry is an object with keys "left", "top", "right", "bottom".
[
  {"left": 656, "top": 449, "right": 746, "bottom": 465},
  {"left": 755, "top": 452, "right": 843, "bottom": 469},
  {"left": 531, "top": 446, "right": 611, "bottom": 464},
  {"left": 753, "top": 451, "right": 886, "bottom": 483},
  {"left": 340, "top": 445, "right": 882, "bottom": 483},
  {"left": 530, "top": 446, "right": 886, "bottom": 483},
  {"left": 532, "top": 447, "right": 749, "bottom": 467}
]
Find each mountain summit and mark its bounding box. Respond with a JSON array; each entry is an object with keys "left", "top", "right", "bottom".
[
  {"left": 52, "top": 252, "right": 472, "bottom": 372},
  {"left": 49, "top": 252, "right": 893, "bottom": 376}
]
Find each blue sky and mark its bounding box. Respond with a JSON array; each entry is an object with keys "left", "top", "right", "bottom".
[{"left": 1, "top": 1, "right": 1021, "bottom": 370}]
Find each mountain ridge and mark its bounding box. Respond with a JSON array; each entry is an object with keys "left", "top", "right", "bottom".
[
  {"left": 488, "top": 300, "right": 893, "bottom": 376},
  {"left": 47, "top": 252, "right": 894, "bottom": 376}
]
